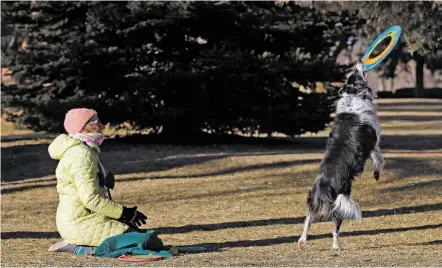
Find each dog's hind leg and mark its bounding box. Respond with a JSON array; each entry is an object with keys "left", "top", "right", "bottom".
[
  {"left": 298, "top": 212, "right": 312, "bottom": 248},
  {"left": 371, "top": 145, "right": 384, "bottom": 180},
  {"left": 332, "top": 217, "right": 343, "bottom": 250}
]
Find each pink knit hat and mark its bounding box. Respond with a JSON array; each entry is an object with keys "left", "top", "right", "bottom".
[{"left": 64, "top": 108, "right": 97, "bottom": 134}]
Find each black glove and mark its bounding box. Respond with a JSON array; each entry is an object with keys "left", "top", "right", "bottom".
[{"left": 120, "top": 206, "right": 148, "bottom": 227}]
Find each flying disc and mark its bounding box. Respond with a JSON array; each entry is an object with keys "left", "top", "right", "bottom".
[
  {"left": 361, "top": 25, "right": 401, "bottom": 72},
  {"left": 117, "top": 254, "right": 164, "bottom": 262}
]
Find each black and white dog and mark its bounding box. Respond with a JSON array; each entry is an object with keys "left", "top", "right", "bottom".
[{"left": 298, "top": 62, "right": 385, "bottom": 250}]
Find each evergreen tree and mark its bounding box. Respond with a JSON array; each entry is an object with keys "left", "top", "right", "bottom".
[
  {"left": 2, "top": 1, "right": 90, "bottom": 132},
  {"left": 2, "top": 1, "right": 362, "bottom": 139}
]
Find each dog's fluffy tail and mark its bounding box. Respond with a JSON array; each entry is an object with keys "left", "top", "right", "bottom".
[{"left": 333, "top": 194, "right": 362, "bottom": 222}]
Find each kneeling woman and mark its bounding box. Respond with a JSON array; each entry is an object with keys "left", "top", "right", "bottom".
[{"left": 48, "top": 108, "right": 147, "bottom": 254}]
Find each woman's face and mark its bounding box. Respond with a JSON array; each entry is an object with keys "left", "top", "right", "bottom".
[{"left": 82, "top": 114, "right": 104, "bottom": 134}]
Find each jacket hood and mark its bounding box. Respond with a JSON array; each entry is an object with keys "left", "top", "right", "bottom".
[{"left": 48, "top": 134, "right": 82, "bottom": 160}]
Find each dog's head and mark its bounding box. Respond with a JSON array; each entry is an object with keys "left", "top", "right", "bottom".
[{"left": 340, "top": 61, "right": 375, "bottom": 100}]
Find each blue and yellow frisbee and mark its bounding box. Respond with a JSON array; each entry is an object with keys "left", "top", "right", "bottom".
[{"left": 361, "top": 25, "right": 401, "bottom": 72}]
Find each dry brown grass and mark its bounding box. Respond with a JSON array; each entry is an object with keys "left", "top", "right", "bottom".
[{"left": 2, "top": 99, "right": 442, "bottom": 267}]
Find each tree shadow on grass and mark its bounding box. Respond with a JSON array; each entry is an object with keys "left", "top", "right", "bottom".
[
  {"left": 367, "top": 135, "right": 442, "bottom": 150},
  {"left": 412, "top": 240, "right": 442, "bottom": 246},
  {"left": 2, "top": 176, "right": 56, "bottom": 186},
  {"left": 1, "top": 133, "right": 55, "bottom": 143},
  {"left": 380, "top": 108, "right": 442, "bottom": 113},
  {"left": 379, "top": 115, "right": 442, "bottom": 122},
  {"left": 1, "top": 144, "right": 58, "bottom": 183},
  {"left": 381, "top": 179, "right": 442, "bottom": 193},
  {"left": 377, "top": 102, "right": 442, "bottom": 114},
  {"left": 1, "top": 231, "right": 60, "bottom": 240},
  {"left": 297, "top": 134, "right": 442, "bottom": 150},
  {"left": 377, "top": 102, "right": 442, "bottom": 108},
  {"left": 1, "top": 183, "right": 57, "bottom": 194},
  {"left": 383, "top": 158, "right": 442, "bottom": 182}
]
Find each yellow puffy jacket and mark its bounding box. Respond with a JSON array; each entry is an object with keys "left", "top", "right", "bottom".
[{"left": 48, "top": 134, "right": 128, "bottom": 246}]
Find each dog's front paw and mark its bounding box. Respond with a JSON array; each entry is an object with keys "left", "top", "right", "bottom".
[{"left": 373, "top": 170, "right": 380, "bottom": 181}]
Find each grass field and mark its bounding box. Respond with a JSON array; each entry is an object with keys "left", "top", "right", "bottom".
[{"left": 1, "top": 98, "right": 442, "bottom": 267}]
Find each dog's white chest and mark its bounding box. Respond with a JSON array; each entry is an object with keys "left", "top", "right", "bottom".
[{"left": 336, "top": 95, "right": 380, "bottom": 137}]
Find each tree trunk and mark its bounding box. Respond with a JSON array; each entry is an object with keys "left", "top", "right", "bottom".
[
  {"left": 380, "top": 78, "right": 385, "bottom": 92},
  {"left": 414, "top": 55, "right": 425, "bottom": 98}
]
